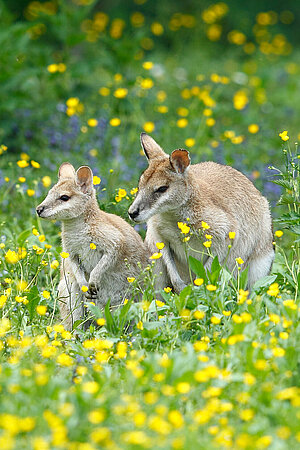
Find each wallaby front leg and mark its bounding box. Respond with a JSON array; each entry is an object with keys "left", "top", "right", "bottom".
[
  {"left": 63, "top": 256, "right": 88, "bottom": 288},
  {"left": 87, "top": 252, "right": 117, "bottom": 299},
  {"left": 162, "top": 246, "right": 187, "bottom": 293}
]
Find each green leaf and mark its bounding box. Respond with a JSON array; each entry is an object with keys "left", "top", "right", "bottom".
[
  {"left": 252, "top": 275, "right": 277, "bottom": 292},
  {"left": 26, "top": 286, "right": 40, "bottom": 322},
  {"left": 189, "top": 256, "right": 208, "bottom": 282},
  {"left": 118, "top": 299, "right": 133, "bottom": 331},
  {"left": 272, "top": 179, "right": 292, "bottom": 189},
  {"left": 104, "top": 300, "right": 117, "bottom": 334},
  {"left": 208, "top": 256, "right": 221, "bottom": 284},
  {"left": 17, "top": 228, "right": 32, "bottom": 246},
  {"left": 239, "top": 267, "right": 249, "bottom": 290}
]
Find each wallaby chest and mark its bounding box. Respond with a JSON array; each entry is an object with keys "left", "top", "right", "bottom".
[{"left": 62, "top": 225, "right": 103, "bottom": 275}]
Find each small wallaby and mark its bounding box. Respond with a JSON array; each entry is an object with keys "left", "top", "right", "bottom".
[
  {"left": 128, "top": 133, "right": 274, "bottom": 292},
  {"left": 37, "top": 162, "right": 148, "bottom": 330}
]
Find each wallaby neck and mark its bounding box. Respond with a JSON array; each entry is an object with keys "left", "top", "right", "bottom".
[{"left": 61, "top": 197, "right": 101, "bottom": 236}]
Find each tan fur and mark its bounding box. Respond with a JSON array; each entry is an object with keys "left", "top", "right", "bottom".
[
  {"left": 128, "top": 133, "right": 274, "bottom": 292},
  {"left": 37, "top": 163, "right": 148, "bottom": 330}
]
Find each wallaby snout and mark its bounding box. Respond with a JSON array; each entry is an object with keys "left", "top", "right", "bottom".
[
  {"left": 128, "top": 206, "right": 140, "bottom": 221},
  {"left": 36, "top": 204, "right": 45, "bottom": 217}
]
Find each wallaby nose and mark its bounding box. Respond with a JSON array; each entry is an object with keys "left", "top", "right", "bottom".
[
  {"left": 36, "top": 205, "right": 45, "bottom": 216},
  {"left": 128, "top": 208, "right": 139, "bottom": 220}
]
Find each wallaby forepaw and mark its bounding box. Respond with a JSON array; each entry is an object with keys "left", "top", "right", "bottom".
[
  {"left": 84, "top": 282, "right": 98, "bottom": 301},
  {"left": 173, "top": 280, "right": 187, "bottom": 294}
]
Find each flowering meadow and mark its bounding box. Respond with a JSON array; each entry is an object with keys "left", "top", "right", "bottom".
[{"left": 1, "top": 1, "right": 300, "bottom": 449}]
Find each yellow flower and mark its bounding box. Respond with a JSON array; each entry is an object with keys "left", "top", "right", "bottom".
[
  {"left": 0, "top": 295, "right": 7, "bottom": 308},
  {"left": 155, "top": 300, "right": 165, "bottom": 307},
  {"left": 97, "top": 318, "right": 106, "bottom": 326},
  {"left": 203, "top": 240, "right": 211, "bottom": 248},
  {"left": 177, "top": 118, "right": 188, "bottom": 128},
  {"left": 177, "top": 222, "right": 190, "bottom": 234},
  {"left": 248, "top": 124, "right": 259, "bottom": 134},
  {"left": 229, "top": 231, "right": 236, "bottom": 239},
  {"left": 47, "top": 63, "right": 58, "bottom": 73},
  {"left": 267, "top": 282, "right": 279, "bottom": 297},
  {"left": 150, "top": 252, "right": 162, "bottom": 260},
  {"left": 81, "top": 285, "right": 88, "bottom": 293},
  {"left": 143, "top": 121, "right": 155, "bottom": 133},
  {"left": 211, "top": 316, "right": 221, "bottom": 324},
  {"left": 201, "top": 221, "right": 210, "bottom": 230},
  {"left": 109, "top": 118, "right": 121, "bottom": 127},
  {"left": 279, "top": 130, "right": 289, "bottom": 141},
  {"left": 206, "top": 118, "right": 215, "bottom": 127},
  {"left": 51, "top": 260, "right": 59, "bottom": 269},
  {"left": 127, "top": 277, "right": 135, "bottom": 283},
  {"left": 42, "top": 291, "right": 50, "bottom": 299},
  {"left": 90, "top": 243, "right": 97, "bottom": 250},
  {"left": 18, "top": 176, "right": 26, "bottom": 183},
  {"left": 5, "top": 249, "right": 19, "bottom": 264},
  {"left": 142, "top": 61, "right": 153, "bottom": 70},
  {"left": 233, "top": 90, "right": 249, "bottom": 110},
  {"left": 168, "top": 410, "right": 184, "bottom": 428},
  {"left": 272, "top": 347, "right": 285, "bottom": 358},
  {"left": 57, "top": 353, "right": 73, "bottom": 367},
  {"left": 185, "top": 138, "right": 195, "bottom": 148},
  {"left": 275, "top": 230, "right": 283, "bottom": 237},
  {"left": 60, "top": 252, "right": 69, "bottom": 259},
  {"left": 194, "top": 278, "right": 204, "bottom": 286},
  {"left": 114, "top": 88, "right": 128, "bottom": 98},
  {"left": 99, "top": 87, "right": 110, "bottom": 96},
  {"left": 151, "top": 22, "right": 164, "bottom": 35},
  {"left": 27, "top": 189, "right": 35, "bottom": 197},
  {"left": 164, "top": 287, "right": 172, "bottom": 293},
  {"left": 17, "top": 160, "right": 29, "bottom": 168},
  {"left": 157, "top": 105, "right": 168, "bottom": 113},
  {"left": 36, "top": 305, "right": 47, "bottom": 316},
  {"left": 39, "top": 234, "right": 45, "bottom": 242},
  {"left": 88, "top": 409, "right": 106, "bottom": 424},
  {"left": 239, "top": 409, "right": 255, "bottom": 421},
  {"left": 140, "top": 78, "right": 153, "bottom": 89},
  {"left": 176, "top": 382, "right": 190, "bottom": 394},
  {"left": 206, "top": 284, "right": 217, "bottom": 291},
  {"left": 31, "top": 160, "right": 40, "bottom": 168},
  {"left": 236, "top": 257, "right": 244, "bottom": 265},
  {"left": 88, "top": 118, "right": 98, "bottom": 127},
  {"left": 177, "top": 107, "right": 189, "bottom": 116},
  {"left": 194, "top": 310, "right": 205, "bottom": 320},
  {"left": 93, "top": 176, "right": 101, "bottom": 185},
  {"left": 155, "top": 242, "right": 164, "bottom": 250},
  {"left": 17, "top": 280, "right": 28, "bottom": 291},
  {"left": 137, "top": 321, "right": 144, "bottom": 330}
]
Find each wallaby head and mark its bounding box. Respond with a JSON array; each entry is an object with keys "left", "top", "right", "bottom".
[
  {"left": 36, "top": 162, "right": 95, "bottom": 220},
  {"left": 128, "top": 133, "right": 191, "bottom": 222}
]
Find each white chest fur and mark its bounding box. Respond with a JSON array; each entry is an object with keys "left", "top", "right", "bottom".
[{"left": 62, "top": 220, "right": 103, "bottom": 276}]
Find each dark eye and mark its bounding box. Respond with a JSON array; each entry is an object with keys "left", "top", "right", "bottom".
[
  {"left": 155, "top": 186, "right": 169, "bottom": 194},
  {"left": 59, "top": 195, "right": 70, "bottom": 201}
]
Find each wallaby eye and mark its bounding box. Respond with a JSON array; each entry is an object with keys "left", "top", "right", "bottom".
[
  {"left": 155, "top": 186, "right": 169, "bottom": 194},
  {"left": 59, "top": 195, "right": 70, "bottom": 201}
]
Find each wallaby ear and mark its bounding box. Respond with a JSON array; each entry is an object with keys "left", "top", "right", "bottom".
[
  {"left": 170, "top": 149, "right": 191, "bottom": 174},
  {"left": 58, "top": 162, "right": 76, "bottom": 179},
  {"left": 76, "top": 166, "right": 93, "bottom": 194},
  {"left": 140, "top": 132, "right": 167, "bottom": 161}
]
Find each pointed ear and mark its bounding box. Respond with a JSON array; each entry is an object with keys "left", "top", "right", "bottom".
[
  {"left": 58, "top": 162, "right": 76, "bottom": 179},
  {"left": 140, "top": 132, "right": 166, "bottom": 161},
  {"left": 76, "top": 166, "right": 93, "bottom": 194},
  {"left": 170, "top": 149, "right": 191, "bottom": 174}
]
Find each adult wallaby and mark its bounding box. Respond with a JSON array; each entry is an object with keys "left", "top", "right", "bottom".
[
  {"left": 128, "top": 133, "right": 274, "bottom": 292},
  {"left": 37, "top": 162, "right": 148, "bottom": 330}
]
